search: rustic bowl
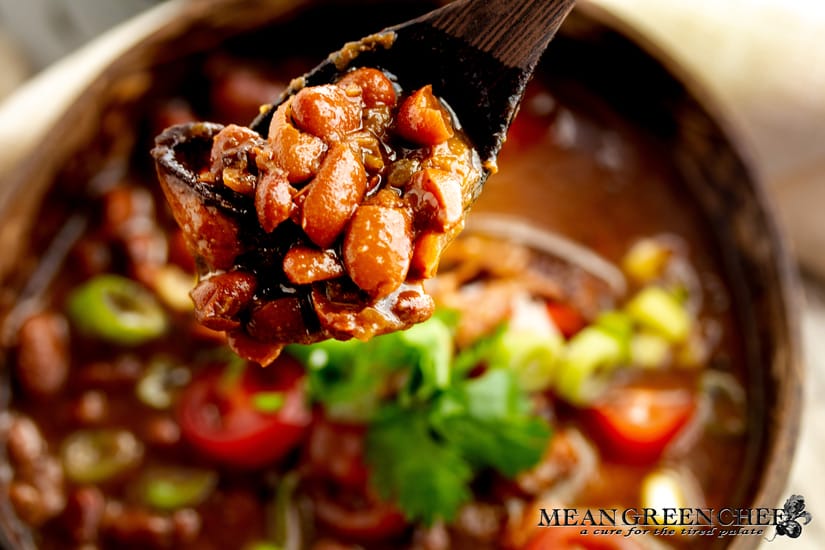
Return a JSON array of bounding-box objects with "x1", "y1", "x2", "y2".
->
[{"x1": 0, "y1": 1, "x2": 801, "y2": 549}]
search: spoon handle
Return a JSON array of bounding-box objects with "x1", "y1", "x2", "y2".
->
[{"x1": 429, "y1": 0, "x2": 577, "y2": 70}]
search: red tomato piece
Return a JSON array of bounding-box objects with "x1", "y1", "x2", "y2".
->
[
  {"x1": 177, "y1": 355, "x2": 311, "y2": 468},
  {"x1": 525, "y1": 527, "x2": 643, "y2": 550},
  {"x1": 546, "y1": 301, "x2": 587, "y2": 338},
  {"x1": 586, "y1": 387, "x2": 695, "y2": 463}
]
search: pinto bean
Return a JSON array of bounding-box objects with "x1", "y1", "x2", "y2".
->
[
  {"x1": 209, "y1": 124, "x2": 261, "y2": 194},
  {"x1": 189, "y1": 271, "x2": 257, "y2": 331},
  {"x1": 247, "y1": 297, "x2": 310, "y2": 342},
  {"x1": 254, "y1": 167, "x2": 293, "y2": 232},
  {"x1": 391, "y1": 287, "x2": 435, "y2": 326},
  {"x1": 171, "y1": 508, "x2": 201, "y2": 544},
  {"x1": 142, "y1": 415, "x2": 181, "y2": 447},
  {"x1": 72, "y1": 391, "x2": 108, "y2": 425},
  {"x1": 283, "y1": 246, "x2": 344, "y2": 285},
  {"x1": 268, "y1": 99, "x2": 327, "y2": 183},
  {"x1": 311, "y1": 287, "x2": 391, "y2": 341},
  {"x1": 343, "y1": 205, "x2": 413, "y2": 298},
  {"x1": 16, "y1": 311, "x2": 70, "y2": 398},
  {"x1": 337, "y1": 68, "x2": 397, "y2": 108},
  {"x1": 396, "y1": 85, "x2": 454, "y2": 145},
  {"x1": 102, "y1": 186, "x2": 155, "y2": 234},
  {"x1": 291, "y1": 84, "x2": 362, "y2": 141},
  {"x1": 63, "y1": 486, "x2": 105, "y2": 543},
  {"x1": 9, "y1": 482, "x2": 47, "y2": 526},
  {"x1": 406, "y1": 168, "x2": 464, "y2": 231},
  {"x1": 6, "y1": 415, "x2": 45, "y2": 468},
  {"x1": 302, "y1": 143, "x2": 367, "y2": 248}
]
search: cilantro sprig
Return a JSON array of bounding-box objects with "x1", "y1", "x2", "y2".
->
[{"x1": 287, "y1": 314, "x2": 553, "y2": 524}]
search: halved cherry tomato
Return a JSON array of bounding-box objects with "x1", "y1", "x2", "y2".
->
[
  {"x1": 310, "y1": 482, "x2": 408, "y2": 542},
  {"x1": 177, "y1": 355, "x2": 311, "y2": 468},
  {"x1": 305, "y1": 414, "x2": 370, "y2": 488},
  {"x1": 525, "y1": 527, "x2": 643, "y2": 550},
  {"x1": 546, "y1": 301, "x2": 586, "y2": 339},
  {"x1": 586, "y1": 387, "x2": 695, "y2": 463}
]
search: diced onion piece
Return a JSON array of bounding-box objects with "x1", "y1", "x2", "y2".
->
[
  {"x1": 66, "y1": 274, "x2": 168, "y2": 345},
  {"x1": 554, "y1": 327, "x2": 625, "y2": 405},
  {"x1": 640, "y1": 468, "x2": 704, "y2": 534},
  {"x1": 641, "y1": 469, "x2": 686, "y2": 517},
  {"x1": 488, "y1": 330, "x2": 562, "y2": 392},
  {"x1": 138, "y1": 467, "x2": 217, "y2": 511},
  {"x1": 625, "y1": 286, "x2": 691, "y2": 343},
  {"x1": 622, "y1": 238, "x2": 671, "y2": 282},
  {"x1": 61, "y1": 429, "x2": 144, "y2": 484},
  {"x1": 152, "y1": 264, "x2": 195, "y2": 312},
  {"x1": 631, "y1": 332, "x2": 671, "y2": 369}
]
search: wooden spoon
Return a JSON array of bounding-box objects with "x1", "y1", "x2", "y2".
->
[{"x1": 252, "y1": 0, "x2": 576, "y2": 173}]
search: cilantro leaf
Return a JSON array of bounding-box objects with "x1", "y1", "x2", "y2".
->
[
  {"x1": 431, "y1": 369, "x2": 551, "y2": 477},
  {"x1": 365, "y1": 405, "x2": 472, "y2": 525}
]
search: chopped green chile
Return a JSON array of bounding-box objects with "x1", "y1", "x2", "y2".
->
[
  {"x1": 61, "y1": 429, "x2": 144, "y2": 484},
  {"x1": 625, "y1": 286, "x2": 691, "y2": 343},
  {"x1": 631, "y1": 331, "x2": 672, "y2": 369},
  {"x1": 554, "y1": 326, "x2": 627, "y2": 406},
  {"x1": 66, "y1": 274, "x2": 168, "y2": 345},
  {"x1": 137, "y1": 467, "x2": 218, "y2": 511}
]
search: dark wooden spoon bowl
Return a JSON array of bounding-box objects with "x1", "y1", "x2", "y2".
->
[{"x1": 250, "y1": 0, "x2": 576, "y2": 168}]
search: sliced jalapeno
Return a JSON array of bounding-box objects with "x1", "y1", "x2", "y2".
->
[
  {"x1": 67, "y1": 274, "x2": 168, "y2": 345},
  {"x1": 137, "y1": 466, "x2": 218, "y2": 511},
  {"x1": 61, "y1": 429, "x2": 144, "y2": 484}
]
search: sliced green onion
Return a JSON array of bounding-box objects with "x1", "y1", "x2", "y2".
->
[
  {"x1": 252, "y1": 392, "x2": 286, "y2": 413},
  {"x1": 554, "y1": 326, "x2": 627, "y2": 405},
  {"x1": 136, "y1": 357, "x2": 191, "y2": 409},
  {"x1": 137, "y1": 467, "x2": 217, "y2": 511},
  {"x1": 625, "y1": 286, "x2": 691, "y2": 343},
  {"x1": 66, "y1": 274, "x2": 168, "y2": 345},
  {"x1": 631, "y1": 331, "x2": 671, "y2": 369},
  {"x1": 61, "y1": 429, "x2": 144, "y2": 484},
  {"x1": 486, "y1": 329, "x2": 562, "y2": 392},
  {"x1": 622, "y1": 238, "x2": 671, "y2": 282}
]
